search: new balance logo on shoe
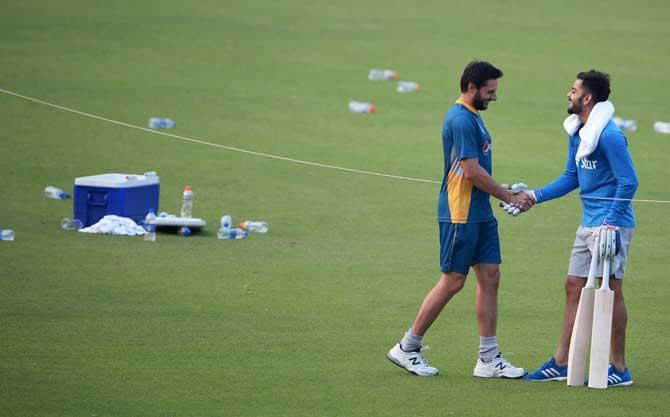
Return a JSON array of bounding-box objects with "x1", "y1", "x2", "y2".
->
[
  {"x1": 473, "y1": 353, "x2": 525, "y2": 379},
  {"x1": 387, "y1": 343, "x2": 439, "y2": 377}
]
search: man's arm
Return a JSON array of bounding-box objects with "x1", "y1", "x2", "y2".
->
[
  {"x1": 533, "y1": 138, "x2": 579, "y2": 203},
  {"x1": 460, "y1": 158, "x2": 533, "y2": 210},
  {"x1": 601, "y1": 132, "x2": 639, "y2": 225}
]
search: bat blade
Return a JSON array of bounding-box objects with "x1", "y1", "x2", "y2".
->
[
  {"x1": 567, "y1": 287, "x2": 595, "y2": 386},
  {"x1": 588, "y1": 288, "x2": 614, "y2": 389}
]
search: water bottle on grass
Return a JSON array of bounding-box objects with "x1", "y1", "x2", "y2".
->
[
  {"x1": 1, "y1": 230, "x2": 15, "y2": 241},
  {"x1": 396, "y1": 81, "x2": 420, "y2": 93},
  {"x1": 179, "y1": 227, "x2": 191, "y2": 237},
  {"x1": 61, "y1": 218, "x2": 83, "y2": 231},
  {"x1": 368, "y1": 69, "x2": 398, "y2": 81},
  {"x1": 180, "y1": 186, "x2": 193, "y2": 218},
  {"x1": 217, "y1": 228, "x2": 247, "y2": 240},
  {"x1": 144, "y1": 210, "x2": 157, "y2": 242},
  {"x1": 348, "y1": 101, "x2": 376, "y2": 114},
  {"x1": 241, "y1": 221, "x2": 269, "y2": 233},
  {"x1": 44, "y1": 186, "x2": 70, "y2": 199},
  {"x1": 148, "y1": 118, "x2": 176, "y2": 129}
]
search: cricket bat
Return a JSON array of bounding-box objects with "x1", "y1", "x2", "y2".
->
[
  {"x1": 588, "y1": 230, "x2": 615, "y2": 389},
  {"x1": 566, "y1": 233, "x2": 601, "y2": 386}
]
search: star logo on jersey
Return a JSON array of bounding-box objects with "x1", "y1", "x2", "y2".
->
[
  {"x1": 580, "y1": 158, "x2": 597, "y2": 170},
  {"x1": 482, "y1": 142, "x2": 492, "y2": 155}
]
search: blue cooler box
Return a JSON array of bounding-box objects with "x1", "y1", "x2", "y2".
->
[{"x1": 74, "y1": 173, "x2": 160, "y2": 227}]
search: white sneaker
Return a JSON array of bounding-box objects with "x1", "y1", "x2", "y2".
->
[
  {"x1": 387, "y1": 343, "x2": 439, "y2": 376},
  {"x1": 473, "y1": 353, "x2": 525, "y2": 379}
]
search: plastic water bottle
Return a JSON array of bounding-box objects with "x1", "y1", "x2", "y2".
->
[
  {"x1": 1, "y1": 230, "x2": 15, "y2": 241},
  {"x1": 180, "y1": 186, "x2": 193, "y2": 218},
  {"x1": 240, "y1": 221, "x2": 269, "y2": 233},
  {"x1": 61, "y1": 218, "x2": 84, "y2": 231},
  {"x1": 368, "y1": 69, "x2": 398, "y2": 81},
  {"x1": 221, "y1": 215, "x2": 232, "y2": 231},
  {"x1": 144, "y1": 210, "x2": 157, "y2": 242},
  {"x1": 148, "y1": 117, "x2": 176, "y2": 129},
  {"x1": 348, "y1": 101, "x2": 376, "y2": 114},
  {"x1": 396, "y1": 81, "x2": 421, "y2": 93},
  {"x1": 623, "y1": 119, "x2": 637, "y2": 131},
  {"x1": 612, "y1": 116, "x2": 637, "y2": 132},
  {"x1": 217, "y1": 227, "x2": 248, "y2": 240},
  {"x1": 44, "y1": 186, "x2": 70, "y2": 199},
  {"x1": 178, "y1": 226, "x2": 191, "y2": 237},
  {"x1": 654, "y1": 121, "x2": 670, "y2": 134}
]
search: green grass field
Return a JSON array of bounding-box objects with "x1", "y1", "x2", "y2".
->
[{"x1": 1, "y1": 1, "x2": 670, "y2": 416}]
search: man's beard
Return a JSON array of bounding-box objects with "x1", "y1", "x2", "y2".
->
[
  {"x1": 473, "y1": 92, "x2": 488, "y2": 110},
  {"x1": 567, "y1": 97, "x2": 583, "y2": 115}
]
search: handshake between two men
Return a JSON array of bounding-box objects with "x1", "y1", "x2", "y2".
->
[{"x1": 499, "y1": 183, "x2": 535, "y2": 216}]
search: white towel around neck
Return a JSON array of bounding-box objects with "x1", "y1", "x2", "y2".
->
[{"x1": 563, "y1": 100, "x2": 614, "y2": 164}]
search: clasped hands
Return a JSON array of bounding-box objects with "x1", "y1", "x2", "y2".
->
[{"x1": 499, "y1": 183, "x2": 535, "y2": 216}]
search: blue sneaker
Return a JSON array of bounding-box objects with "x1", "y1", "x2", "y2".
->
[
  {"x1": 607, "y1": 364, "x2": 633, "y2": 386},
  {"x1": 524, "y1": 357, "x2": 567, "y2": 381}
]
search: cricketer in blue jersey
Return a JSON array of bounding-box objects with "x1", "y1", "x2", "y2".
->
[
  {"x1": 525, "y1": 70, "x2": 638, "y2": 386},
  {"x1": 387, "y1": 61, "x2": 534, "y2": 379}
]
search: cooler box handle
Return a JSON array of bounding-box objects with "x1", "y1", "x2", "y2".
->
[{"x1": 87, "y1": 192, "x2": 108, "y2": 207}]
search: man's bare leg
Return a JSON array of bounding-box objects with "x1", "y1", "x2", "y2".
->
[
  {"x1": 410, "y1": 272, "x2": 467, "y2": 336},
  {"x1": 554, "y1": 276, "x2": 586, "y2": 365},
  {"x1": 387, "y1": 272, "x2": 466, "y2": 377},
  {"x1": 473, "y1": 263, "x2": 500, "y2": 338},
  {"x1": 470, "y1": 263, "x2": 526, "y2": 378},
  {"x1": 609, "y1": 277, "x2": 627, "y2": 371}
]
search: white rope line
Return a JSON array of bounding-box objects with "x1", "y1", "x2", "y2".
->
[
  {"x1": 582, "y1": 196, "x2": 669, "y2": 204},
  {"x1": 0, "y1": 87, "x2": 440, "y2": 185},
  {"x1": 1, "y1": 87, "x2": 668, "y2": 204}
]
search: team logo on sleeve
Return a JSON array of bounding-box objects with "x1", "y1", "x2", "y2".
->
[{"x1": 482, "y1": 142, "x2": 492, "y2": 155}]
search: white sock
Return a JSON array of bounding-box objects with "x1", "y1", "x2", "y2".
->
[
  {"x1": 479, "y1": 336, "x2": 498, "y2": 362},
  {"x1": 400, "y1": 329, "x2": 423, "y2": 352}
]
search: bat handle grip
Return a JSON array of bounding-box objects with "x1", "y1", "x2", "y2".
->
[
  {"x1": 601, "y1": 257, "x2": 612, "y2": 291},
  {"x1": 600, "y1": 228, "x2": 615, "y2": 292},
  {"x1": 585, "y1": 233, "x2": 601, "y2": 289}
]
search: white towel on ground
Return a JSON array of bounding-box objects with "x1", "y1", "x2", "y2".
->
[
  {"x1": 79, "y1": 215, "x2": 146, "y2": 236},
  {"x1": 563, "y1": 100, "x2": 614, "y2": 164}
]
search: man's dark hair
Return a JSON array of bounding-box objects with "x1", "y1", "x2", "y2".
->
[
  {"x1": 577, "y1": 70, "x2": 611, "y2": 103},
  {"x1": 460, "y1": 60, "x2": 503, "y2": 93}
]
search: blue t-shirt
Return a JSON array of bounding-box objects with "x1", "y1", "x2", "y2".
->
[
  {"x1": 534, "y1": 120, "x2": 639, "y2": 227},
  {"x1": 437, "y1": 101, "x2": 494, "y2": 224}
]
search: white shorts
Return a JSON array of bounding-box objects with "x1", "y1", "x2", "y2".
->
[{"x1": 568, "y1": 226, "x2": 634, "y2": 280}]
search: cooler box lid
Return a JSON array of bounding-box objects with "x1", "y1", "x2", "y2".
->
[{"x1": 75, "y1": 172, "x2": 160, "y2": 188}]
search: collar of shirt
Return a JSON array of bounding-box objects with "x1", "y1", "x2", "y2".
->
[{"x1": 455, "y1": 99, "x2": 478, "y2": 114}]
